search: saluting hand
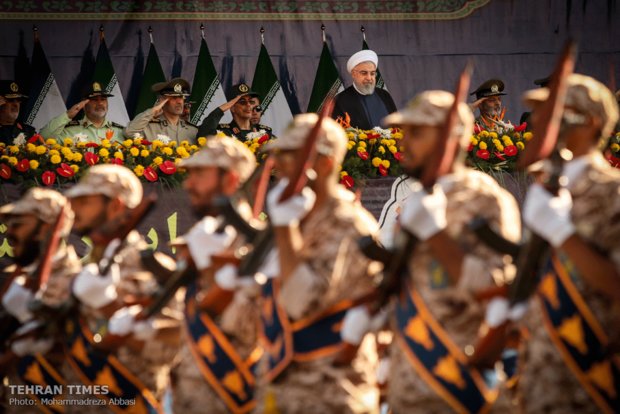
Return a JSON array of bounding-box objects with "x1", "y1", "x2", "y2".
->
[
  {"x1": 152, "y1": 97, "x2": 169, "y2": 117},
  {"x1": 67, "y1": 99, "x2": 90, "y2": 119},
  {"x1": 219, "y1": 93, "x2": 247, "y2": 112},
  {"x1": 470, "y1": 96, "x2": 488, "y2": 110}
]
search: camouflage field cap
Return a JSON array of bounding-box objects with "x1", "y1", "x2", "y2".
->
[
  {"x1": 179, "y1": 135, "x2": 256, "y2": 182},
  {"x1": 383, "y1": 90, "x2": 474, "y2": 146},
  {"x1": 262, "y1": 113, "x2": 348, "y2": 163},
  {"x1": 0, "y1": 188, "x2": 74, "y2": 235},
  {"x1": 523, "y1": 73, "x2": 620, "y2": 141},
  {"x1": 65, "y1": 164, "x2": 143, "y2": 208}
]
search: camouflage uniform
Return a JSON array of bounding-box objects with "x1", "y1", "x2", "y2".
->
[
  {"x1": 387, "y1": 167, "x2": 521, "y2": 413},
  {"x1": 253, "y1": 188, "x2": 380, "y2": 414},
  {"x1": 518, "y1": 152, "x2": 620, "y2": 413},
  {"x1": 63, "y1": 165, "x2": 181, "y2": 412},
  {"x1": 0, "y1": 188, "x2": 81, "y2": 413},
  {"x1": 169, "y1": 136, "x2": 260, "y2": 413}
]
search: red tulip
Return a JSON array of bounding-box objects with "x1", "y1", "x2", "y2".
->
[
  {"x1": 340, "y1": 175, "x2": 355, "y2": 189},
  {"x1": 159, "y1": 160, "x2": 177, "y2": 175},
  {"x1": 85, "y1": 152, "x2": 100, "y2": 166},
  {"x1": 143, "y1": 166, "x2": 158, "y2": 182},
  {"x1": 476, "y1": 149, "x2": 490, "y2": 160},
  {"x1": 258, "y1": 134, "x2": 270, "y2": 144},
  {"x1": 110, "y1": 158, "x2": 124, "y2": 165},
  {"x1": 141, "y1": 139, "x2": 152, "y2": 146},
  {"x1": 513, "y1": 122, "x2": 527, "y2": 132},
  {"x1": 42, "y1": 171, "x2": 56, "y2": 186},
  {"x1": 504, "y1": 145, "x2": 518, "y2": 156},
  {"x1": 15, "y1": 159, "x2": 30, "y2": 172},
  {"x1": 357, "y1": 151, "x2": 369, "y2": 160},
  {"x1": 85, "y1": 142, "x2": 100, "y2": 148},
  {"x1": 379, "y1": 165, "x2": 388, "y2": 176},
  {"x1": 56, "y1": 163, "x2": 75, "y2": 178},
  {"x1": 0, "y1": 164, "x2": 11, "y2": 179},
  {"x1": 394, "y1": 152, "x2": 403, "y2": 161}
]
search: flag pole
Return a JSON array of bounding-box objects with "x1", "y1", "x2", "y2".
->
[
  {"x1": 148, "y1": 26, "x2": 154, "y2": 44},
  {"x1": 33, "y1": 25, "x2": 39, "y2": 42},
  {"x1": 361, "y1": 25, "x2": 366, "y2": 41},
  {"x1": 321, "y1": 23, "x2": 326, "y2": 43},
  {"x1": 260, "y1": 26, "x2": 265, "y2": 45},
  {"x1": 99, "y1": 25, "x2": 104, "y2": 41},
  {"x1": 200, "y1": 23, "x2": 205, "y2": 40}
]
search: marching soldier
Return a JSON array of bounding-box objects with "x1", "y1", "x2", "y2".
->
[
  {"x1": 125, "y1": 77, "x2": 198, "y2": 144},
  {"x1": 0, "y1": 80, "x2": 36, "y2": 145},
  {"x1": 382, "y1": 91, "x2": 521, "y2": 413},
  {"x1": 197, "y1": 83, "x2": 274, "y2": 141},
  {"x1": 254, "y1": 114, "x2": 381, "y2": 413},
  {"x1": 517, "y1": 74, "x2": 620, "y2": 413},
  {"x1": 39, "y1": 81, "x2": 125, "y2": 143},
  {"x1": 168, "y1": 135, "x2": 261, "y2": 413},
  {"x1": 0, "y1": 188, "x2": 81, "y2": 411},
  {"x1": 63, "y1": 164, "x2": 180, "y2": 411}
]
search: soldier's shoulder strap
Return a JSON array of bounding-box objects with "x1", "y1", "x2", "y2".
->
[
  {"x1": 258, "y1": 124, "x2": 272, "y2": 131},
  {"x1": 110, "y1": 121, "x2": 125, "y2": 129}
]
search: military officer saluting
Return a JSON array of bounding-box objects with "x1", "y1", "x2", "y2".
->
[
  {"x1": 40, "y1": 81, "x2": 124, "y2": 143},
  {"x1": 125, "y1": 77, "x2": 198, "y2": 144},
  {"x1": 197, "y1": 83, "x2": 274, "y2": 141},
  {"x1": 0, "y1": 80, "x2": 36, "y2": 145},
  {"x1": 470, "y1": 78, "x2": 513, "y2": 132}
]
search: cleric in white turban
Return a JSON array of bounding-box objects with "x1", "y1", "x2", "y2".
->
[{"x1": 332, "y1": 49, "x2": 397, "y2": 130}]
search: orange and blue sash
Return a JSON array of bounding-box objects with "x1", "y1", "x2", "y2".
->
[
  {"x1": 538, "y1": 255, "x2": 620, "y2": 414},
  {"x1": 17, "y1": 354, "x2": 66, "y2": 413},
  {"x1": 259, "y1": 278, "x2": 353, "y2": 381},
  {"x1": 395, "y1": 285, "x2": 497, "y2": 414},
  {"x1": 64, "y1": 317, "x2": 161, "y2": 414},
  {"x1": 184, "y1": 282, "x2": 261, "y2": 414}
]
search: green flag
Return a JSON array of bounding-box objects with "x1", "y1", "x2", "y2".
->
[
  {"x1": 94, "y1": 36, "x2": 129, "y2": 125},
  {"x1": 251, "y1": 43, "x2": 292, "y2": 137},
  {"x1": 362, "y1": 39, "x2": 387, "y2": 90},
  {"x1": 307, "y1": 42, "x2": 343, "y2": 113},
  {"x1": 134, "y1": 41, "x2": 166, "y2": 115},
  {"x1": 189, "y1": 37, "x2": 228, "y2": 125}
]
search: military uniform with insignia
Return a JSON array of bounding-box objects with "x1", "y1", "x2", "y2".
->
[
  {"x1": 124, "y1": 78, "x2": 198, "y2": 144},
  {"x1": 471, "y1": 78, "x2": 511, "y2": 132},
  {"x1": 197, "y1": 83, "x2": 275, "y2": 141},
  {"x1": 39, "y1": 82, "x2": 124, "y2": 143},
  {"x1": 0, "y1": 189, "x2": 81, "y2": 413},
  {"x1": 383, "y1": 91, "x2": 521, "y2": 413},
  {"x1": 0, "y1": 80, "x2": 36, "y2": 145},
  {"x1": 517, "y1": 74, "x2": 620, "y2": 414}
]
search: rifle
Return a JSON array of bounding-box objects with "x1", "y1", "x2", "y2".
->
[
  {"x1": 334, "y1": 64, "x2": 473, "y2": 366},
  {"x1": 468, "y1": 40, "x2": 577, "y2": 370}
]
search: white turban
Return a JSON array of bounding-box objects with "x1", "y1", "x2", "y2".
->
[{"x1": 347, "y1": 50, "x2": 378, "y2": 73}]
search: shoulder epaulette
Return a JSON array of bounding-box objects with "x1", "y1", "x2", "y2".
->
[
  {"x1": 258, "y1": 124, "x2": 272, "y2": 131},
  {"x1": 149, "y1": 118, "x2": 162, "y2": 124},
  {"x1": 110, "y1": 122, "x2": 125, "y2": 129},
  {"x1": 219, "y1": 123, "x2": 231, "y2": 128},
  {"x1": 67, "y1": 120, "x2": 81, "y2": 126}
]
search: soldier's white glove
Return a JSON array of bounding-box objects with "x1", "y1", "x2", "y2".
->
[
  {"x1": 523, "y1": 184, "x2": 575, "y2": 248},
  {"x1": 400, "y1": 182, "x2": 447, "y2": 240},
  {"x1": 10, "y1": 321, "x2": 53, "y2": 356},
  {"x1": 485, "y1": 297, "x2": 529, "y2": 327},
  {"x1": 72, "y1": 262, "x2": 119, "y2": 309},
  {"x1": 185, "y1": 217, "x2": 237, "y2": 270},
  {"x1": 214, "y1": 264, "x2": 238, "y2": 290},
  {"x1": 108, "y1": 305, "x2": 154, "y2": 341},
  {"x1": 2, "y1": 278, "x2": 34, "y2": 323},
  {"x1": 341, "y1": 306, "x2": 389, "y2": 345},
  {"x1": 267, "y1": 179, "x2": 316, "y2": 226}
]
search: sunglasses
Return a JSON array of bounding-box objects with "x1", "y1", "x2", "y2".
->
[{"x1": 252, "y1": 106, "x2": 263, "y2": 113}]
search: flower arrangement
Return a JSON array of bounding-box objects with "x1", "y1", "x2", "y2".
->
[
  {"x1": 339, "y1": 127, "x2": 404, "y2": 189},
  {"x1": 466, "y1": 123, "x2": 532, "y2": 172},
  {"x1": 0, "y1": 132, "x2": 208, "y2": 188},
  {"x1": 605, "y1": 132, "x2": 620, "y2": 169},
  {"x1": 242, "y1": 129, "x2": 271, "y2": 162}
]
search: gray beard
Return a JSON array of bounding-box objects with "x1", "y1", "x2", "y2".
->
[{"x1": 354, "y1": 82, "x2": 376, "y2": 96}]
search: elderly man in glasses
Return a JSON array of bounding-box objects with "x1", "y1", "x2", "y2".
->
[{"x1": 332, "y1": 49, "x2": 397, "y2": 130}]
